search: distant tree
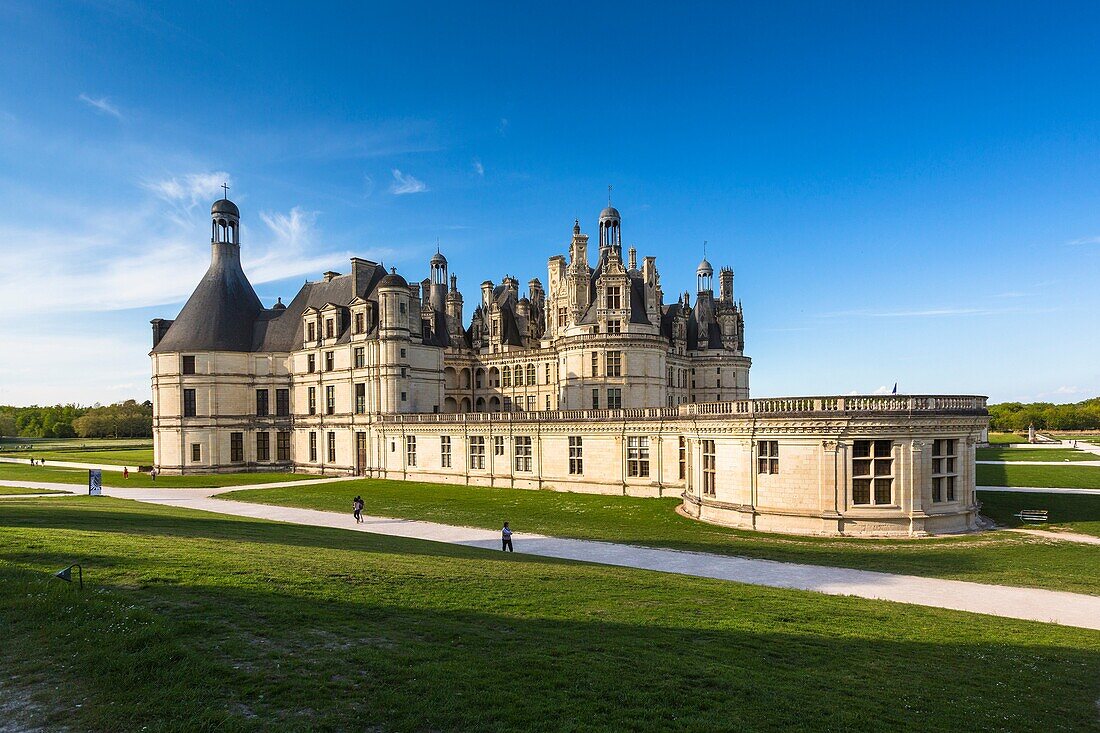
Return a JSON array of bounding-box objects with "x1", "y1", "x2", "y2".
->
[
  {"x1": 988, "y1": 397, "x2": 1100, "y2": 432},
  {"x1": 72, "y1": 400, "x2": 152, "y2": 438}
]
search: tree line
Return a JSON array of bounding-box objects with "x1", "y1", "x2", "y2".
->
[
  {"x1": 988, "y1": 397, "x2": 1100, "y2": 432},
  {"x1": 0, "y1": 400, "x2": 152, "y2": 439}
]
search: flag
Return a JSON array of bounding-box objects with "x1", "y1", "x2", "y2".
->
[
  {"x1": 891, "y1": 382, "x2": 897, "y2": 395},
  {"x1": 55, "y1": 566, "x2": 72, "y2": 582}
]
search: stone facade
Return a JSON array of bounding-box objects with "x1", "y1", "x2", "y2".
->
[{"x1": 149, "y1": 197, "x2": 989, "y2": 537}]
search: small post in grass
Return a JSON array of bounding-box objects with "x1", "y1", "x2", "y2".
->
[{"x1": 55, "y1": 564, "x2": 83, "y2": 590}]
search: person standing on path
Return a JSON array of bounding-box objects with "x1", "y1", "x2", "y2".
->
[
  {"x1": 501, "y1": 522, "x2": 513, "y2": 552},
  {"x1": 352, "y1": 495, "x2": 364, "y2": 524}
]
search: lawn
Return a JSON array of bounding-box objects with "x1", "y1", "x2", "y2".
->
[
  {"x1": 224, "y1": 479, "x2": 1100, "y2": 595},
  {"x1": 976, "y1": 447, "x2": 1095, "y2": 462},
  {"x1": 0, "y1": 486, "x2": 71, "y2": 496},
  {"x1": 986, "y1": 432, "x2": 1029, "y2": 444},
  {"x1": 0, "y1": 462, "x2": 317, "y2": 489},
  {"x1": 0, "y1": 438, "x2": 154, "y2": 466},
  {"x1": 977, "y1": 490, "x2": 1100, "y2": 538},
  {"x1": 1, "y1": 497, "x2": 1097, "y2": 732},
  {"x1": 977, "y1": 462, "x2": 1100, "y2": 489}
]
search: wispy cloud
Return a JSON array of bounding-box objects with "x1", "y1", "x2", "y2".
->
[
  {"x1": 390, "y1": 169, "x2": 427, "y2": 194},
  {"x1": 363, "y1": 174, "x2": 375, "y2": 197},
  {"x1": 498, "y1": 117, "x2": 509, "y2": 134},
  {"x1": 819, "y1": 306, "x2": 1037, "y2": 318},
  {"x1": 473, "y1": 158, "x2": 484, "y2": 177},
  {"x1": 78, "y1": 93, "x2": 123, "y2": 119},
  {"x1": 1067, "y1": 236, "x2": 1100, "y2": 246}
]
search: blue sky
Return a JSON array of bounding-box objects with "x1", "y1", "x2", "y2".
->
[{"x1": 1, "y1": 1, "x2": 1099, "y2": 405}]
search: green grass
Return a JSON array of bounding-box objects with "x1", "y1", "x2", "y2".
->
[
  {"x1": 976, "y1": 447, "x2": 1095, "y2": 462},
  {"x1": 1053, "y1": 434, "x2": 1100, "y2": 442},
  {"x1": 224, "y1": 479, "x2": 1100, "y2": 595},
  {"x1": 977, "y1": 490, "x2": 1100, "y2": 538},
  {"x1": 986, "y1": 432, "x2": 1029, "y2": 444},
  {"x1": 0, "y1": 486, "x2": 71, "y2": 496},
  {"x1": 0, "y1": 438, "x2": 154, "y2": 466},
  {"x1": 0, "y1": 462, "x2": 317, "y2": 489},
  {"x1": 1, "y1": 497, "x2": 1098, "y2": 732},
  {"x1": 978, "y1": 462, "x2": 1100, "y2": 489}
]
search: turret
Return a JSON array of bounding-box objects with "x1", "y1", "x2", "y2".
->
[{"x1": 719, "y1": 266, "x2": 734, "y2": 303}]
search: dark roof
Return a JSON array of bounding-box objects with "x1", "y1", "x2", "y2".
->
[
  {"x1": 379, "y1": 271, "x2": 409, "y2": 288},
  {"x1": 152, "y1": 243, "x2": 262, "y2": 353},
  {"x1": 211, "y1": 198, "x2": 239, "y2": 217}
]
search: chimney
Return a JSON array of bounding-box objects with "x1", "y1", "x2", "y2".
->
[
  {"x1": 628, "y1": 246, "x2": 637, "y2": 270},
  {"x1": 719, "y1": 267, "x2": 734, "y2": 303},
  {"x1": 323, "y1": 271, "x2": 340, "y2": 282}
]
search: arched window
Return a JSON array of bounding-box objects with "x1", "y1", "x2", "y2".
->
[
  {"x1": 526, "y1": 364, "x2": 536, "y2": 384},
  {"x1": 515, "y1": 366, "x2": 523, "y2": 386},
  {"x1": 502, "y1": 366, "x2": 511, "y2": 387}
]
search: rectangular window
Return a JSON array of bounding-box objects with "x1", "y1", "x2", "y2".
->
[
  {"x1": 545, "y1": 395, "x2": 551, "y2": 411},
  {"x1": 514, "y1": 436, "x2": 532, "y2": 472},
  {"x1": 606, "y1": 351, "x2": 621, "y2": 377},
  {"x1": 502, "y1": 367, "x2": 511, "y2": 387},
  {"x1": 607, "y1": 319, "x2": 621, "y2": 334},
  {"x1": 515, "y1": 366, "x2": 524, "y2": 386},
  {"x1": 354, "y1": 312, "x2": 364, "y2": 334},
  {"x1": 627, "y1": 436, "x2": 650, "y2": 478},
  {"x1": 591, "y1": 351, "x2": 599, "y2": 377},
  {"x1": 256, "y1": 432, "x2": 270, "y2": 462},
  {"x1": 494, "y1": 435, "x2": 505, "y2": 456},
  {"x1": 702, "y1": 439, "x2": 716, "y2": 497},
  {"x1": 399, "y1": 301, "x2": 406, "y2": 314},
  {"x1": 401, "y1": 391, "x2": 407, "y2": 402},
  {"x1": 256, "y1": 389, "x2": 269, "y2": 417},
  {"x1": 230, "y1": 432, "x2": 243, "y2": 462},
  {"x1": 355, "y1": 383, "x2": 366, "y2": 414},
  {"x1": 325, "y1": 318, "x2": 334, "y2": 338},
  {"x1": 852, "y1": 440, "x2": 894, "y2": 506},
  {"x1": 182, "y1": 388, "x2": 196, "y2": 417},
  {"x1": 309, "y1": 432, "x2": 317, "y2": 462},
  {"x1": 469, "y1": 436, "x2": 485, "y2": 469},
  {"x1": 354, "y1": 347, "x2": 365, "y2": 368},
  {"x1": 307, "y1": 322, "x2": 316, "y2": 342},
  {"x1": 327, "y1": 431, "x2": 336, "y2": 462},
  {"x1": 191, "y1": 443, "x2": 201, "y2": 462},
  {"x1": 569, "y1": 436, "x2": 583, "y2": 475},
  {"x1": 557, "y1": 307, "x2": 567, "y2": 327},
  {"x1": 277, "y1": 431, "x2": 290, "y2": 461},
  {"x1": 932, "y1": 439, "x2": 958, "y2": 503},
  {"x1": 325, "y1": 385, "x2": 336, "y2": 415},
  {"x1": 307, "y1": 354, "x2": 316, "y2": 373},
  {"x1": 308, "y1": 387, "x2": 317, "y2": 415},
  {"x1": 406, "y1": 435, "x2": 417, "y2": 466},
  {"x1": 503, "y1": 396, "x2": 512, "y2": 412},
  {"x1": 591, "y1": 388, "x2": 599, "y2": 409},
  {"x1": 181, "y1": 355, "x2": 196, "y2": 374},
  {"x1": 526, "y1": 395, "x2": 535, "y2": 412},
  {"x1": 607, "y1": 388, "x2": 622, "y2": 409},
  {"x1": 678, "y1": 436, "x2": 687, "y2": 480},
  {"x1": 276, "y1": 389, "x2": 289, "y2": 416},
  {"x1": 606, "y1": 286, "x2": 621, "y2": 309},
  {"x1": 324, "y1": 351, "x2": 334, "y2": 371},
  {"x1": 545, "y1": 364, "x2": 551, "y2": 385},
  {"x1": 757, "y1": 441, "x2": 779, "y2": 475},
  {"x1": 400, "y1": 348, "x2": 406, "y2": 358},
  {"x1": 440, "y1": 435, "x2": 452, "y2": 467}
]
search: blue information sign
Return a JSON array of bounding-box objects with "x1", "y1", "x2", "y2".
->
[{"x1": 88, "y1": 469, "x2": 102, "y2": 496}]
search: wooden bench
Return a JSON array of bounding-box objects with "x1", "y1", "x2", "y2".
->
[{"x1": 1014, "y1": 509, "x2": 1048, "y2": 523}]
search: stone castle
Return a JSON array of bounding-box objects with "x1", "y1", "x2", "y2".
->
[{"x1": 150, "y1": 196, "x2": 988, "y2": 536}]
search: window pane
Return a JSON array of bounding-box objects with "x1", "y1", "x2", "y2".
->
[
  {"x1": 853, "y1": 459, "x2": 871, "y2": 476},
  {"x1": 853, "y1": 441, "x2": 871, "y2": 458},
  {"x1": 853, "y1": 479, "x2": 871, "y2": 504},
  {"x1": 873, "y1": 459, "x2": 892, "y2": 477},
  {"x1": 874, "y1": 440, "x2": 892, "y2": 458},
  {"x1": 874, "y1": 478, "x2": 892, "y2": 504}
]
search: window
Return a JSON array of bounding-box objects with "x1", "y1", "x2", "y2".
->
[
  {"x1": 400, "y1": 348, "x2": 407, "y2": 358},
  {"x1": 469, "y1": 436, "x2": 486, "y2": 469},
  {"x1": 627, "y1": 436, "x2": 650, "y2": 477},
  {"x1": 327, "y1": 431, "x2": 336, "y2": 462},
  {"x1": 545, "y1": 364, "x2": 551, "y2": 385},
  {"x1": 591, "y1": 388, "x2": 599, "y2": 409},
  {"x1": 309, "y1": 432, "x2": 317, "y2": 462},
  {"x1": 354, "y1": 347, "x2": 365, "y2": 368},
  {"x1": 181, "y1": 355, "x2": 196, "y2": 374},
  {"x1": 355, "y1": 383, "x2": 366, "y2": 414},
  {"x1": 494, "y1": 435, "x2": 505, "y2": 456},
  {"x1": 502, "y1": 366, "x2": 511, "y2": 387},
  {"x1": 607, "y1": 319, "x2": 621, "y2": 334},
  {"x1": 503, "y1": 396, "x2": 512, "y2": 411},
  {"x1": 605, "y1": 286, "x2": 621, "y2": 309},
  {"x1": 607, "y1": 388, "x2": 622, "y2": 409},
  {"x1": 277, "y1": 431, "x2": 290, "y2": 461},
  {"x1": 307, "y1": 322, "x2": 316, "y2": 342},
  {"x1": 440, "y1": 435, "x2": 452, "y2": 467},
  {"x1": 183, "y1": 389, "x2": 196, "y2": 417},
  {"x1": 307, "y1": 354, "x2": 316, "y2": 373},
  {"x1": 569, "y1": 436, "x2": 583, "y2": 474},
  {"x1": 591, "y1": 351, "x2": 599, "y2": 377},
  {"x1": 557, "y1": 307, "x2": 567, "y2": 327},
  {"x1": 230, "y1": 432, "x2": 243, "y2": 462},
  {"x1": 607, "y1": 351, "x2": 621, "y2": 377},
  {"x1": 667, "y1": 368, "x2": 673, "y2": 386},
  {"x1": 526, "y1": 395, "x2": 535, "y2": 412},
  {"x1": 852, "y1": 440, "x2": 894, "y2": 506},
  {"x1": 401, "y1": 391, "x2": 407, "y2": 402},
  {"x1": 405, "y1": 435, "x2": 417, "y2": 466},
  {"x1": 678, "y1": 437, "x2": 686, "y2": 479},
  {"x1": 354, "y1": 312, "x2": 364, "y2": 334},
  {"x1": 256, "y1": 389, "x2": 269, "y2": 417},
  {"x1": 932, "y1": 439, "x2": 958, "y2": 502},
  {"x1": 514, "y1": 436, "x2": 532, "y2": 472},
  {"x1": 401, "y1": 367, "x2": 407, "y2": 378},
  {"x1": 526, "y1": 363, "x2": 536, "y2": 384},
  {"x1": 398, "y1": 300, "x2": 407, "y2": 315},
  {"x1": 256, "y1": 432, "x2": 270, "y2": 462},
  {"x1": 546, "y1": 395, "x2": 551, "y2": 410},
  {"x1": 308, "y1": 387, "x2": 316, "y2": 415},
  {"x1": 276, "y1": 389, "x2": 289, "y2": 416},
  {"x1": 757, "y1": 441, "x2": 779, "y2": 475},
  {"x1": 325, "y1": 385, "x2": 335, "y2": 415},
  {"x1": 702, "y1": 439, "x2": 716, "y2": 496},
  {"x1": 515, "y1": 366, "x2": 524, "y2": 386},
  {"x1": 325, "y1": 318, "x2": 334, "y2": 338},
  {"x1": 324, "y1": 351, "x2": 334, "y2": 371},
  {"x1": 191, "y1": 443, "x2": 201, "y2": 462}
]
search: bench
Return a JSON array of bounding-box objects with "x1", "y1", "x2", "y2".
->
[{"x1": 1014, "y1": 509, "x2": 1048, "y2": 523}]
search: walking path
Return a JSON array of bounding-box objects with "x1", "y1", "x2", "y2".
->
[{"x1": 1006, "y1": 528, "x2": 1100, "y2": 546}]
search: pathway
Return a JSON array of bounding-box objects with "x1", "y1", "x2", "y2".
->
[{"x1": 1006, "y1": 528, "x2": 1100, "y2": 546}]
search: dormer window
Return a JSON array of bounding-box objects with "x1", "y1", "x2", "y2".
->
[
  {"x1": 605, "y1": 286, "x2": 621, "y2": 309},
  {"x1": 325, "y1": 318, "x2": 334, "y2": 338},
  {"x1": 307, "y1": 322, "x2": 316, "y2": 342}
]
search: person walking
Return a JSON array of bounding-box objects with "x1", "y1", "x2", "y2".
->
[
  {"x1": 150, "y1": 467, "x2": 157, "y2": 482},
  {"x1": 352, "y1": 495, "x2": 364, "y2": 523},
  {"x1": 501, "y1": 521, "x2": 513, "y2": 552},
  {"x1": 123, "y1": 467, "x2": 129, "y2": 479}
]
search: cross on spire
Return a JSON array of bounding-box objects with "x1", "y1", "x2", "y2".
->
[
  {"x1": 221, "y1": 182, "x2": 230, "y2": 199},
  {"x1": 608, "y1": 184, "x2": 613, "y2": 206}
]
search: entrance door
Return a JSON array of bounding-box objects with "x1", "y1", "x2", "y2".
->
[{"x1": 356, "y1": 432, "x2": 367, "y2": 475}]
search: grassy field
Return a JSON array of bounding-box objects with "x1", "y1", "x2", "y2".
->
[
  {"x1": 976, "y1": 447, "x2": 1095, "y2": 462},
  {"x1": 1, "y1": 497, "x2": 1097, "y2": 732},
  {"x1": 977, "y1": 463, "x2": 1100, "y2": 489},
  {"x1": 978, "y1": 490, "x2": 1100, "y2": 538},
  {"x1": 224, "y1": 479, "x2": 1100, "y2": 595},
  {"x1": 0, "y1": 486, "x2": 71, "y2": 496},
  {"x1": 0, "y1": 437, "x2": 154, "y2": 466},
  {"x1": 986, "y1": 432, "x2": 1029, "y2": 444},
  {"x1": 0, "y1": 462, "x2": 317, "y2": 489}
]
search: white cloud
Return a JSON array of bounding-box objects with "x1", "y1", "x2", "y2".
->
[
  {"x1": 473, "y1": 158, "x2": 484, "y2": 176},
  {"x1": 390, "y1": 169, "x2": 427, "y2": 194},
  {"x1": 0, "y1": 332, "x2": 151, "y2": 405},
  {"x1": 78, "y1": 93, "x2": 123, "y2": 119},
  {"x1": 145, "y1": 171, "x2": 230, "y2": 209},
  {"x1": 819, "y1": 306, "x2": 1033, "y2": 318},
  {"x1": 1067, "y1": 236, "x2": 1100, "y2": 246}
]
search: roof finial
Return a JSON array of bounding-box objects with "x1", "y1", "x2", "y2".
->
[
  {"x1": 221, "y1": 181, "x2": 230, "y2": 199},
  {"x1": 703, "y1": 240, "x2": 707, "y2": 258},
  {"x1": 436, "y1": 237, "x2": 440, "y2": 254},
  {"x1": 608, "y1": 184, "x2": 612, "y2": 207}
]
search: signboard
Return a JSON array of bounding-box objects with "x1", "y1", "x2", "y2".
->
[{"x1": 88, "y1": 469, "x2": 102, "y2": 496}]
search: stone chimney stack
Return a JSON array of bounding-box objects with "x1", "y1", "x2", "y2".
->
[{"x1": 719, "y1": 267, "x2": 734, "y2": 303}]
